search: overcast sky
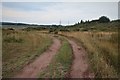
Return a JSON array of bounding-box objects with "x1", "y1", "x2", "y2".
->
[{"x1": 2, "y1": 2, "x2": 118, "y2": 25}]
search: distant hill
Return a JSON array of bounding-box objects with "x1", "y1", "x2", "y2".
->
[
  {"x1": 1, "y1": 22, "x2": 30, "y2": 25},
  {"x1": 1, "y1": 22, "x2": 63, "y2": 29},
  {"x1": 1, "y1": 16, "x2": 120, "y2": 31}
]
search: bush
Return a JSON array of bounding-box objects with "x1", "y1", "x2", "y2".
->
[
  {"x1": 49, "y1": 29, "x2": 53, "y2": 33},
  {"x1": 54, "y1": 31, "x2": 58, "y2": 34},
  {"x1": 73, "y1": 29, "x2": 80, "y2": 31},
  {"x1": 7, "y1": 28, "x2": 15, "y2": 30},
  {"x1": 99, "y1": 16, "x2": 110, "y2": 23},
  {"x1": 4, "y1": 36, "x2": 23, "y2": 43}
]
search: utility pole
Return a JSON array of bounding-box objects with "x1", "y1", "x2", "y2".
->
[
  {"x1": 59, "y1": 20, "x2": 61, "y2": 26},
  {"x1": 16, "y1": 20, "x2": 18, "y2": 26},
  {"x1": 68, "y1": 21, "x2": 69, "y2": 25}
]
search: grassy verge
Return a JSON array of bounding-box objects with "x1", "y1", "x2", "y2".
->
[
  {"x1": 39, "y1": 36, "x2": 73, "y2": 78},
  {"x1": 60, "y1": 31, "x2": 118, "y2": 78},
  {"x1": 2, "y1": 30, "x2": 52, "y2": 78}
]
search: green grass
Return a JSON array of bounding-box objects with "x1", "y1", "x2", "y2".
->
[
  {"x1": 2, "y1": 29, "x2": 53, "y2": 78},
  {"x1": 60, "y1": 31, "x2": 118, "y2": 78},
  {"x1": 39, "y1": 37, "x2": 73, "y2": 78}
]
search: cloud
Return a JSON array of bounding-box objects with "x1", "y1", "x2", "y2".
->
[
  {"x1": 2, "y1": 0, "x2": 120, "y2": 2},
  {"x1": 2, "y1": 2, "x2": 118, "y2": 25}
]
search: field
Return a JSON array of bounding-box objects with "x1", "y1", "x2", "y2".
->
[
  {"x1": 1, "y1": 1, "x2": 120, "y2": 79},
  {"x1": 2, "y1": 20, "x2": 119, "y2": 78},
  {"x1": 60, "y1": 31, "x2": 119, "y2": 78},
  {"x1": 2, "y1": 29, "x2": 52, "y2": 77}
]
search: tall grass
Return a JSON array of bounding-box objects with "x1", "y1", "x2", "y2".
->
[
  {"x1": 2, "y1": 30, "x2": 52, "y2": 77},
  {"x1": 60, "y1": 31, "x2": 118, "y2": 78}
]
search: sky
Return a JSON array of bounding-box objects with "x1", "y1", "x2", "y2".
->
[
  {"x1": 2, "y1": 0, "x2": 120, "y2": 2},
  {"x1": 2, "y1": 2, "x2": 118, "y2": 25}
]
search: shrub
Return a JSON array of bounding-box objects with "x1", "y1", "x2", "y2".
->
[
  {"x1": 4, "y1": 36, "x2": 23, "y2": 43},
  {"x1": 99, "y1": 16, "x2": 110, "y2": 23},
  {"x1": 54, "y1": 31, "x2": 58, "y2": 34}
]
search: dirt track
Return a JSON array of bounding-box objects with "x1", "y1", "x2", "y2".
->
[
  {"x1": 14, "y1": 35, "x2": 94, "y2": 78},
  {"x1": 14, "y1": 37, "x2": 61, "y2": 78},
  {"x1": 67, "y1": 39, "x2": 94, "y2": 78}
]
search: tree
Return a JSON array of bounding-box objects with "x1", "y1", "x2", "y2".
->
[
  {"x1": 99, "y1": 16, "x2": 110, "y2": 23},
  {"x1": 80, "y1": 20, "x2": 84, "y2": 24}
]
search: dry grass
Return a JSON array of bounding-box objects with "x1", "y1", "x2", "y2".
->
[
  {"x1": 60, "y1": 31, "x2": 118, "y2": 78},
  {"x1": 2, "y1": 30, "x2": 52, "y2": 78}
]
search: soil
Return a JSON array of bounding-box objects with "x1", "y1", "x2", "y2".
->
[{"x1": 67, "y1": 39, "x2": 94, "y2": 78}]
